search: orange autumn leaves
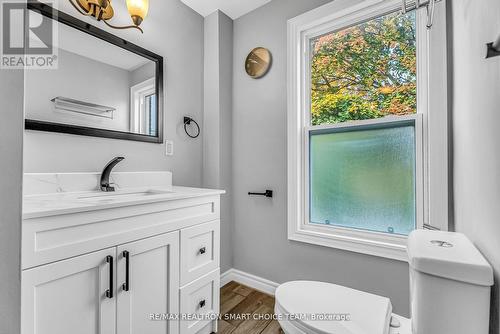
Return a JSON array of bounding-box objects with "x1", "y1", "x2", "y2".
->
[{"x1": 310, "y1": 11, "x2": 417, "y2": 125}]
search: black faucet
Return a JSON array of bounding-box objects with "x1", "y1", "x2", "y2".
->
[{"x1": 100, "y1": 157, "x2": 125, "y2": 192}]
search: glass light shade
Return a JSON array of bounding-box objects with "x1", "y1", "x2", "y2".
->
[{"x1": 126, "y1": 0, "x2": 149, "y2": 24}]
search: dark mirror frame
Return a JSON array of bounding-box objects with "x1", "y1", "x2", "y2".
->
[{"x1": 25, "y1": 1, "x2": 164, "y2": 144}]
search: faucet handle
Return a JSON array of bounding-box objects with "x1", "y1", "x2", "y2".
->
[
  {"x1": 101, "y1": 183, "x2": 116, "y2": 192},
  {"x1": 101, "y1": 182, "x2": 117, "y2": 192}
]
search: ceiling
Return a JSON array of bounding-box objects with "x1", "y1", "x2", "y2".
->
[{"x1": 180, "y1": 0, "x2": 272, "y2": 19}]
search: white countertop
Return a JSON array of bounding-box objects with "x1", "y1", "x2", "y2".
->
[{"x1": 23, "y1": 186, "x2": 225, "y2": 220}]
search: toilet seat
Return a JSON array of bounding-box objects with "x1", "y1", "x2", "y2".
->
[{"x1": 274, "y1": 281, "x2": 411, "y2": 334}]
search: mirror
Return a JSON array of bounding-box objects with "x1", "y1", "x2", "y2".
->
[{"x1": 25, "y1": 3, "x2": 163, "y2": 143}]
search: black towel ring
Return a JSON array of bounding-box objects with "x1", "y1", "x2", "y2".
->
[{"x1": 184, "y1": 117, "x2": 200, "y2": 139}]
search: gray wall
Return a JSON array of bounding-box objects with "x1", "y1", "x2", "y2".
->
[
  {"x1": 24, "y1": 0, "x2": 205, "y2": 187},
  {"x1": 0, "y1": 70, "x2": 24, "y2": 333},
  {"x1": 203, "y1": 11, "x2": 234, "y2": 273},
  {"x1": 203, "y1": 12, "x2": 220, "y2": 188},
  {"x1": 219, "y1": 12, "x2": 234, "y2": 273},
  {"x1": 130, "y1": 62, "x2": 156, "y2": 87},
  {"x1": 450, "y1": 0, "x2": 500, "y2": 332},
  {"x1": 232, "y1": 0, "x2": 410, "y2": 315}
]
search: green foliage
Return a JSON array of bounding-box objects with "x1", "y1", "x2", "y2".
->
[{"x1": 311, "y1": 11, "x2": 417, "y2": 126}]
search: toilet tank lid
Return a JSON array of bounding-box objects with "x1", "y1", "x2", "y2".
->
[{"x1": 407, "y1": 230, "x2": 493, "y2": 286}]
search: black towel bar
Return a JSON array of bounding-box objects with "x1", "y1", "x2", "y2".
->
[{"x1": 248, "y1": 190, "x2": 273, "y2": 198}]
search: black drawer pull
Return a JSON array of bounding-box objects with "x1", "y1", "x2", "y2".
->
[
  {"x1": 122, "y1": 251, "x2": 130, "y2": 292},
  {"x1": 105, "y1": 255, "x2": 114, "y2": 298},
  {"x1": 199, "y1": 247, "x2": 206, "y2": 255},
  {"x1": 199, "y1": 299, "x2": 206, "y2": 308}
]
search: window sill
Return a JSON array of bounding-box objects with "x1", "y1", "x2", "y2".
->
[{"x1": 288, "y1": 224, "x2": 408, "y2": 261}]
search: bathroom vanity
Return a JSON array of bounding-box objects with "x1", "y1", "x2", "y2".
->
[{"x1": 21, "y1": 172, "x2": 223, "y2": 334}]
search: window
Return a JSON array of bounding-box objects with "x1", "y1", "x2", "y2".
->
[
  {"x1": 310, "y1": 122, "x2": 416, "y2": 236},
  {"x1": 310, "y1": 11, "x2": 417, "y2": 126},
  {"x1": 144, "y1": 93, "x2": 157, "y2": 136},
  {"x1": 288, "y1": 0, "x2": 448, "y2": 260},
  {"x1": 130, "y1": 78, "x2": 157, "y2": 136}
]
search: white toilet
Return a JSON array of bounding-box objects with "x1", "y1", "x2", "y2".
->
[{"x1": 275, "y1": 230, "x2": 494, "y2": 334}]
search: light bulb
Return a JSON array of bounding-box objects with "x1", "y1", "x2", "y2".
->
[{"x1": 126, "y1": 0, "x2": 149, "y2": 26}]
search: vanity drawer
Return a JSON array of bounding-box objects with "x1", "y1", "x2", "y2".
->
[
  {"x1": 180, "y1": 269, "x2": 220, "y2": 334},
  {"x1": 180, "y1": 220, "x2": 220, "y2": 285}
]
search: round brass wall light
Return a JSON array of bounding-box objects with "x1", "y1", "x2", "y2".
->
[{"x1": 245, "y1": 47, "x2": 272, "y2": 79}]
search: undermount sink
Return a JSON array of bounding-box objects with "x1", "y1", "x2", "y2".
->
[{"x1": 77, "y1": 189, "x2": 173, "y2": 201}]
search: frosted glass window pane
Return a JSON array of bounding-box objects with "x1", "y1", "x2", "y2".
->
[{"x1": 309, "y1": 123, "x2": 416, "y2": 235}]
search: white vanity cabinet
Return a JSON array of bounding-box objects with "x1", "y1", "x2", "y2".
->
[
  {"x1": 116, "y1": 232, "x2": 180, "y2": 334},
  {"x1": 22, "y1": 247, "x2": 117, "y2": 334},
  {"x1": 21, "y1": 190, "x2": 222, "y2": 334}
]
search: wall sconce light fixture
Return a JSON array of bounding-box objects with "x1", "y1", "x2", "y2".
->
[{"x1": 69, "y1": 0, "x2": 149, "y2": 33}]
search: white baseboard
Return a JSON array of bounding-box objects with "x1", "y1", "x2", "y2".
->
[{"x1": 220, "y1": 269, "x2": 279, "y2": 296}]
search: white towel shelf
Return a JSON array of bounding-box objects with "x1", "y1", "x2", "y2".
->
[{"x1": 51, "y1": 96, "x2": 116, "y2": 119}]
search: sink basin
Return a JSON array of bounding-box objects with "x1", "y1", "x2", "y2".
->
[{"x1": 77, "y1": 189, "x2": 172, "y2": 202}]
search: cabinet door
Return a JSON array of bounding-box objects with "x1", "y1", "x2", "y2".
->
[
  {"x1": 116, "y1": 231, "x2": 180, "y2": 334},
  {"x1": 21, "y1": 247, "x2": 116, "y2": 334}
]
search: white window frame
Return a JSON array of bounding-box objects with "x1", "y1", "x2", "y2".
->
[
  {"x1": 130, "y1": 78, "x2": 156, "y2": 134},
  {"x1": 287, "y1": 0, "x2": 448, "y2": 261}
]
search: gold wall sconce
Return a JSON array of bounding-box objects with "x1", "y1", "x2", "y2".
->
[{"x1": 69, "y1": 0, "x2": 149, "y2": 33}]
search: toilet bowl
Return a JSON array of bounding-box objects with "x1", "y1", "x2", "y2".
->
[
  {"x1": 274, "y1": 230, "x2": 494, "y2": 334},
  {"x1": 275, "y1": 281, "x2": 411, "y2": 334}
]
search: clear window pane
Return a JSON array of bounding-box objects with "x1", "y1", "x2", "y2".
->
[
  {"x1": 145, "y1": 94, "x2": 157, "y2": 136},
  {"x1": 310, "y1": 11, "x2": 417, "y2": 126},
  {"x1": 309, "y1": 122, "x2": 416, "y2": 235}
]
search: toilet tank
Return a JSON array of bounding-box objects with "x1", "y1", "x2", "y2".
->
[{"x1": 407, "y1": 230, "x2": 493, "y2": 334}]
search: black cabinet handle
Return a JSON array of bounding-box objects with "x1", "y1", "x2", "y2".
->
[
  {"x1": 199, "y1": 247, "x2": 206, "y2": 255},
  {"x1": 105, "y1": 255, "x2": 114, "y2": 298},
  {"x1": 122, "y1": 251, "x2": 130, "y2": 292},
  {"x1": 199, "y1": 299, "x2": 206, "y2": 308}
]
